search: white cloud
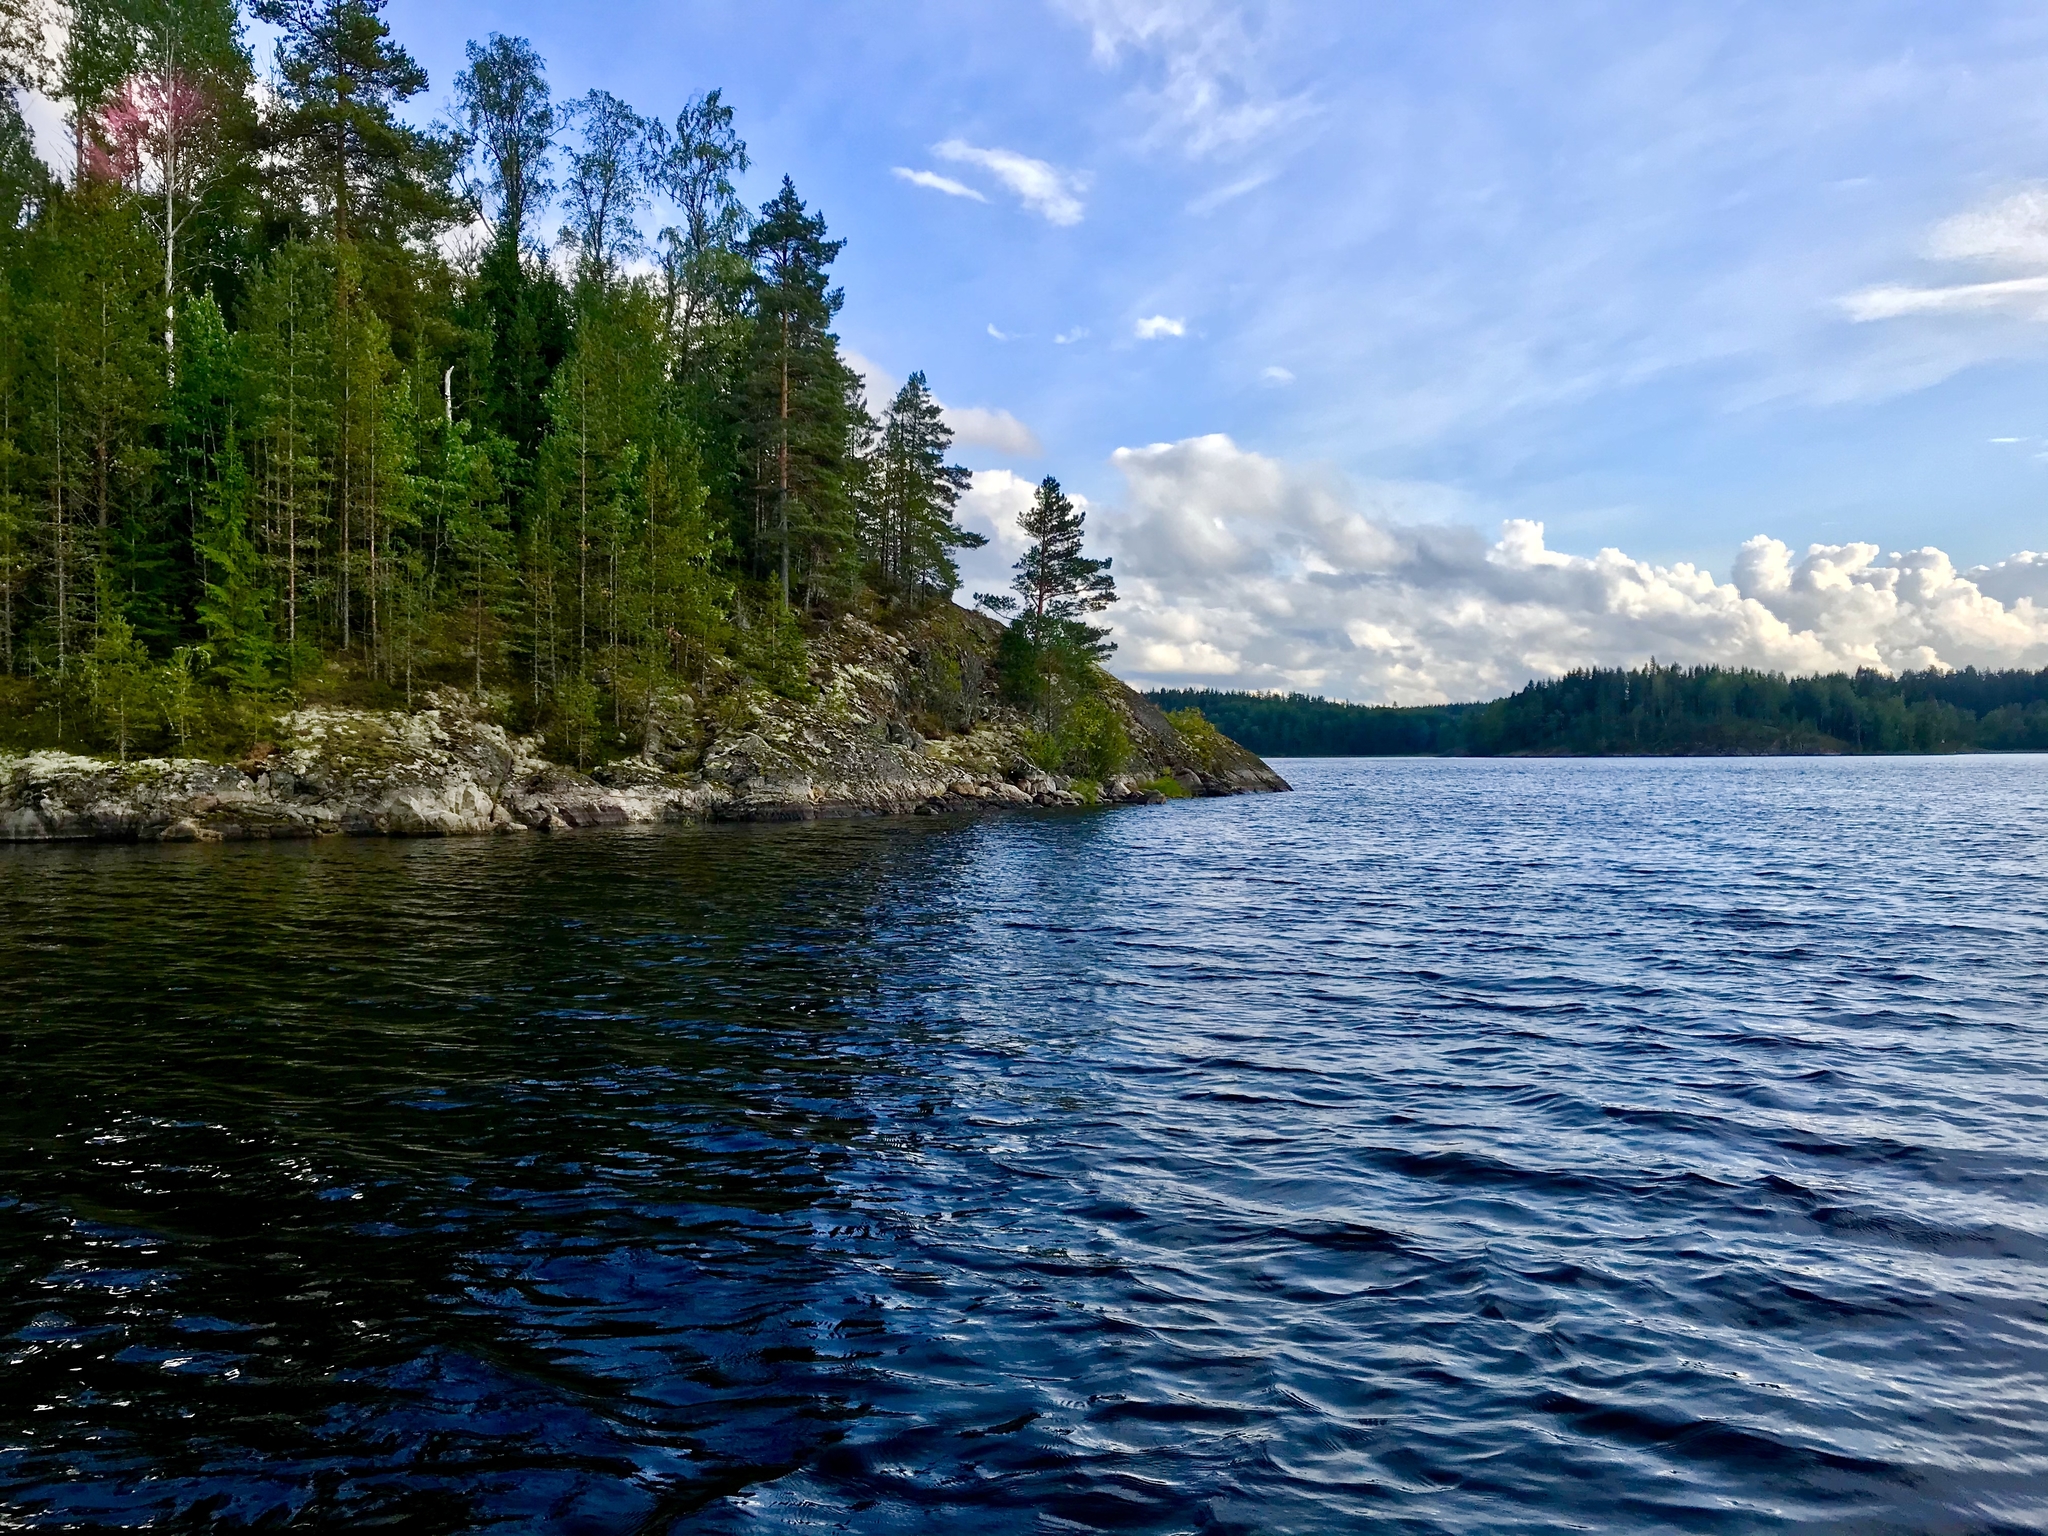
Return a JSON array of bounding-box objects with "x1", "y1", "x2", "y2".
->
[
  {"x1": 953, "y1": 468, "x2": 1091, "y2": 599},
  {"x1": 840, "y1": 348, "x2": 897, "y2": 410},
  {"x1": 1100, "y1": 434, "x2": 2048, "y2": 702},
  {"x1": 1187, "y1": 171, "x2": 1273, "y2": 215},
  {"x1": 1056, "y1": 0, "x2": 1311, "y2": 157},
  {"x1": 1134, "y1": 314, "x2": 1186, "y2": 339},
  {"x1": 987, "y1": 322, "x2": 1014, "y2": 341},
  {"x1": 1966, "y1": 550, "x2": 2048, "y2": 609},
  {"x1": 1844, "y1": 189, "x2": 2048, "y2": 328},
  {"x1": 1054, "y1": 327, "x2": 1089, "y2": 345},
  {"x1": 958, "y1": 469, "x2": 1043, "y2": 558},
  {"x1": 1990, "y1": 436, "x2": 2025, "y2": 444},
  {"x1": 1928, "y1": 189, "x2": 2048, "y2": 268},
  {"x1": 1844, "y1": 275, "x2": 2048, "y2": 323},
  {"x1": 15, "y1": 87, "x2": 71, "y2": 181},
  {"x1": 892, "y1": 166, "x2": 988, "y2": 202},
  {"x1": 943, "y1": 405, "x2": 1043, "y2": 458},
  {"x1": 1259, "y1": 365, "x2": 1294, "y2": 386},
  {"x1": 934, "y1": 139, "x2": 1087, "y2": 226}
]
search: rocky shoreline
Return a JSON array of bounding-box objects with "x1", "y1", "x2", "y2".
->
[{"x1": 0, "y1": 609, "x2": 1288, "y2": 843}]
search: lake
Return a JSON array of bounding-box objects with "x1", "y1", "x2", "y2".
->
[{"x1": 3, "y1": 757, "x2": 2045, "y2": 1532}]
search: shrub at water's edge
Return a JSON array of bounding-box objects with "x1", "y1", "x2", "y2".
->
[{"x1": 1152, "y1": 663, "x2": 2048, "y2": 756}]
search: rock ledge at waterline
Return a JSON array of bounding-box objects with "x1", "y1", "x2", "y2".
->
[{"x1": 0, "y1": 610, "x2": 1287, "y2": 843}]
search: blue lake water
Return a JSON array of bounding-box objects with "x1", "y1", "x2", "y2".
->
[{"x1": 3, "y1": 756, "x2": 2046, "y2": 1532}]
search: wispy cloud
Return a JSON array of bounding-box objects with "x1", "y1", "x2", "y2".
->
[
  {"x1": 1259, "y1": 365, "x2": 1294, "y2": 386},
  {"x1": 935, "y1": 139, "x2": 1087, "y2": 225},
  {"x1": 1845, "y1": 276, "x2": 2048, "y2": 322},
  {"x1": 987, "y1": 322, "x2": 1015, "y2": 341},
  {"x1": 1054, "y1": 327, "x2": 1090, "y2": 345},
  {"x1": 1929, "y1": 189, "x2": 2048, "y2": 266},
  {"x1": 1056, "y1": 0, "x2": 1311, "y2": 157},
  {"x1": 892, "y1": 166, "x2": 987, "y2": 202},
  {"x1": 1187, "y1": 170, "x2": 1273, "y2": 215},
  {"x1": 1845, "y1": 190, "x2": 2048, "y2": 324},
  {"x1": 1134, "y1": 314, "x2": 1186, "y2": 340}
]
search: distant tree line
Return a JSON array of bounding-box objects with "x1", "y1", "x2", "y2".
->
[
  {"x1": 0, "y1": 0, "x2": 1119, "y2": 766},
  {"x1": 1152, "y1": 664, "x2": 2048, "y2": 757}
]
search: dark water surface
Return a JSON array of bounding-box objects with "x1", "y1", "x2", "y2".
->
[{"x1": 4, "y1": 757, "x2": 2046, "y2": 1533}]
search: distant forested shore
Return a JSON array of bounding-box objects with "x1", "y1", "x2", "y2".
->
[{"x1": 1150, "y1": 664, "x2": 2048, "y2": 757}]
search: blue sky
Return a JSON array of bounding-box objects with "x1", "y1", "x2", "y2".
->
[{"x1": 240, "y1": 4, "x2": 2048, "y2": 693}]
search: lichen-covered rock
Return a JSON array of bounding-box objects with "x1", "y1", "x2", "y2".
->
[{"x1": 0, "y1": 604, "x2": 1288, "y2": 842}]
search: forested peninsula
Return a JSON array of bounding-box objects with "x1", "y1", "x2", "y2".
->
[
  {"x1": 0, "y1": 1, "x2": 1286, "y2": 839},
  {"x1": 1153, "y1": 664, "x2": 2048, "y2": 758}
]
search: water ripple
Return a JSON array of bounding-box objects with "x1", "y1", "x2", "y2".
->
[{"x1": 2, "y1": 756, "x2": 2046, "y2": 1531}]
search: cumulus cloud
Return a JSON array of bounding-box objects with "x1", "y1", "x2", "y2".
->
[
  {"x1": 842, "y1": 347, "x2": 1038, "y2": 459},
  {"x1": 1134, "y1": 314, "x2": 1186, "y2": 339},
  {"x1": 957, "y1": 469, "x2": 1044, "y2": 558},
  {"x1": 944, "y1": 405, "x2": 1043, "y2": 458},
  {"x1": 892, "y1": 167, "x2": 987, "y2": 202},
  {"x1": 934, "y1": 140, "x2": 1087, "y2": 226},
  {"x1": 953, "y1": 468, "x2": 1087, "y2": 599},
  {"x1": 1101, "y1": 434, "x2": 2048, "y2": 702}
]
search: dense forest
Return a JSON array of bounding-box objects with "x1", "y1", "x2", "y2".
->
[
  {"x1": 0, "y1": 0, "x2": 1120, "y2": 764},
  {"x1": 1153, "y1": 664, "x2": 2048, "y2": 757}
]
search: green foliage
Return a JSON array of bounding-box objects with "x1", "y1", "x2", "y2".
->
[
  {"x1": 1152, "y1": 664, "x2": 2048, "y2": 757},
  {"x1": 1001, "y1": 476, "x2": 1115, "y2": 653},
  {"x1": 1142, "y1": 773, "x2": 1191, "y2": 799},
  {"x1": 156, "y1": 643, "x2": 212, "y2": 751},
  {"x1": 1165, "y1": 706, "x2": 1224, "y2": 769},
  {"x1": 84, "y1": 582, "x2": 153, "y2": 759},
  {"x1": 867, "y1": 371, "x2": 980, "y2": 598},
  {"x1": 1017, "y1": 685, "x2": 1129, "y2": 779},
  {"x1": 739, "y1": 178, "x2": 864, "y2": 607},
  {"x1": 730, "y1": 595, "x2": 812, "y2": 700},
  {"x1": 0, "y1": 10, "x2": 1157, "y2": 770}
]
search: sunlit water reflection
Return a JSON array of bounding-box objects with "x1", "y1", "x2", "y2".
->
[{"x1": 4, "y1": 757, "x2": 2045, "y2": 1532}]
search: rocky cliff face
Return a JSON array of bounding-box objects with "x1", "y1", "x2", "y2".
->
[{"x1": 0, "y1": 606, "x2": 1287, "y2": 842}]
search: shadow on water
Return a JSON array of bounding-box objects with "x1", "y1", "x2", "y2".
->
[
  {"x1": 4, "y1": 764, "x2": 2048, "y2": 1533},
  {"x1": 0, "y1": 821, "x2": 1013, "y2": 1529}
]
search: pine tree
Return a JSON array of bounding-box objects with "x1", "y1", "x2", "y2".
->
[
  {"x1": 740, "y1": 177, "x2": 860, "y2": 607},
  {"x1": 254, "y1": 0, "x2": 450, "y2": 245},
  {"x1": 874, "y1": 371, "x2": 978, "y2": 597},
  {"x1": 1010, "y1": 475, "x2": 1115, "y2": 652}
]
